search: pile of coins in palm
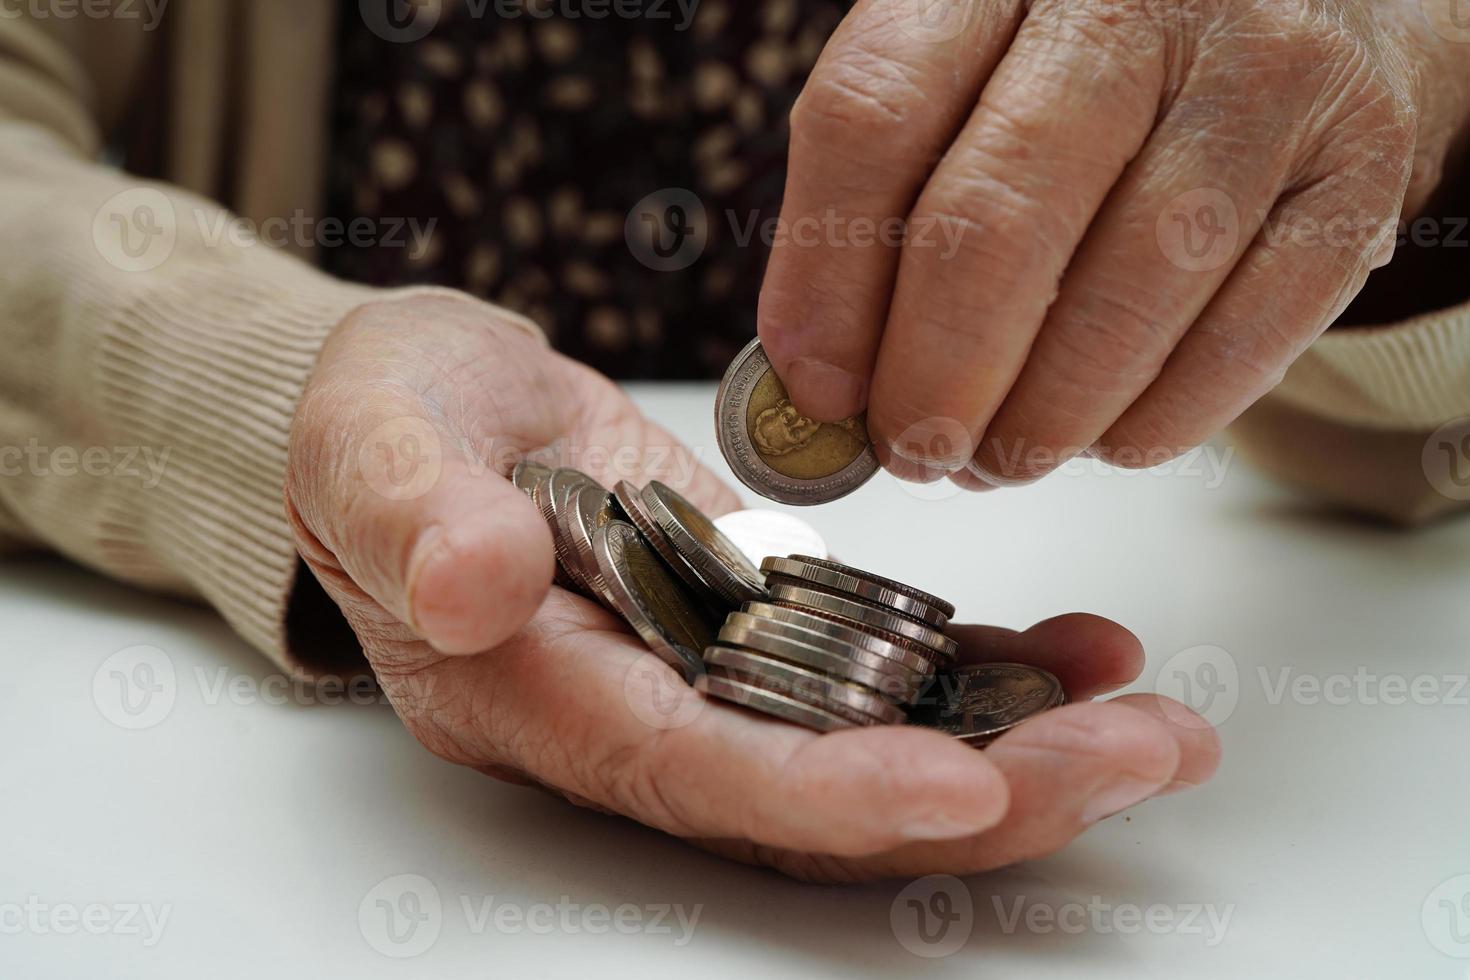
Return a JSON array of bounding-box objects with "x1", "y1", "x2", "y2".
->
[{"x1": 514, "y1": 461, "x2": 1063, "y2": 745}]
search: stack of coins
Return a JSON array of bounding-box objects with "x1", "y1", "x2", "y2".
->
[
  {"x1": 512, "y1": 461, "x2": 1063, "y2": 747},
  {"x1": 697, "y1": 556, "x2": 960, "y2": 732}
]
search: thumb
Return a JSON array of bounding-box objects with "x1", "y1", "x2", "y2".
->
[{"x1": 287, "y1": 387, "x2": 554, "y2": 655}]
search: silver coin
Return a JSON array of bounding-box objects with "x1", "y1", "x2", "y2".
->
[
  {"x1": 715, "y1": 338, "x2": 878, "y2": 506},
  {"x1": 697, "y1": 671, "x2": 855, "y2": 733},
  {"x1": 540, "y1": 468, "x2": 602, "y2": 591},
  {"x1": 732, "y1": 605, "x2": 934, "y2": 678},
  {"x1": 783, "y1": 555, "x2": 956, "y2": 622},
  {"x1": 704, "y1": 646, "x2": 906, "y2": 725},
  {"x1": 640, "y1": 481, "x2": 767, "y2": 606},
  {"x1": 592, "y1": 522, "x2": 714, "y2": 684},
  {"x1": 613, "y1": 481, "x2": 726, "y2": 610},
  {"x1": 712, "y1": 509, "x2": 829, "y2": 565},
  {"x1": 909, "y1": 663, "x2": 1067, "y2": 748},
  {"x1": 559, "y1": 484, "x2": 620, "y2": 606},
  {"x1": 540, "y1": 467, "x2": 600, "y2": 526},
  {"x1": 763, "y1": 556, "x2": 952, "y2": 627},
  {"x1": 766, "y1": 582, "x2": 958, "y2": 660},
  {"x1": 511, "y1": 459, "x2": 554, "y2": 503},
  {"x1": 717, "y1": 621, "x2": 923, "y2": 704}
]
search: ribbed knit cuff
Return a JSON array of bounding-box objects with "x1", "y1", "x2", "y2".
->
[
  {"x1": 1272, "y1": 302, "x2": 1470, "y2": 430},
  {"x1": 84, "y1": 245, "x2": 388, "y2": 673}
]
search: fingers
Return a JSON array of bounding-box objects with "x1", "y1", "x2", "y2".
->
[
  {"x1": 1097, "y1": 175, "x2": 1399, "y2": 461},
  {"x1": 425, "y1": 609, "x2": 1013, "y2": 858},
  {"x1": 966, "y1": 83, "x2": 1291, "y2": 486},
  {"x1": 1105, "y1": 694, "x2": 1223, "y2": 793},
  {"x1": 950, "y1": 613, "x2": 1146, "y2": 700},
  {"x1": 758, "y1": 0, "x2": 1025, "y2": 422},
  {"x1": 287, "y1": 384, "x2": 554, "y2": 656},
  {"x1": 867, "y1": 1, "x2": 1167, "y2": 478}
]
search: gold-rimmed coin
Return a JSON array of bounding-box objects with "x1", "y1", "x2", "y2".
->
[
  {"x1": 641, "y1": 481, "x2": 767, "y2": 606},
  {"x1": 613, "y1": 480, "x2": 725, "y2": 610},
  {"x1": 909, "y1": 663, "x2": 1067, "y2": 748},
  {"x1": 715, "y1": 338, "x2": 878, "y2": 506},
  {"x1": 592, "y1": 523, "x2": 713, "y2": 684}
]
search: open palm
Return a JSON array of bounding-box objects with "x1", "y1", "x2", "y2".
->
[{"x1": 284, "y1": 293, "x2": 1219, "y2": 882}]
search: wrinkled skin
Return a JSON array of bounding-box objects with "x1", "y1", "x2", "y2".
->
[
  {"x1": 759, "y1": 0, "x2": 1470, "y2": 485},
  {"x1": 285, "y1": 295, "x2": 1219, "y2": 883}
]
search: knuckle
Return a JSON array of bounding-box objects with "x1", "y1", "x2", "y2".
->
[
  {"x1": 1047, "y1": 287, "x2": 1183, "y2": 389},
  {"x1": 791, "y1": 55, "x2": 920, "y2": 147},
  {"x1": 909, "y1": 181, "x2": 1055, "y2": 289}
]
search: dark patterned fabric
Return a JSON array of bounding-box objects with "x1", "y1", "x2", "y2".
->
[{"x1": 324, "y1": 0, "x2": 855, "y2": 379}]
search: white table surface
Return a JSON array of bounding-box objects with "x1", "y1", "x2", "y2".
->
[{"x1": 5, "y1": 383, "x2": 1470, "y2": 979}]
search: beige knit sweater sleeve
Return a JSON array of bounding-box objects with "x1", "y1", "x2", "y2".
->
[{"x1": 0, "y1": 18, "x2": 387, "y2": 673}]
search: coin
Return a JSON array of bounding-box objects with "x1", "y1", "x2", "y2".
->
[
  {"x1": 704, "y1": 647, "x2": 906, "y2": 725},
  {"x1": 592, "y1": 522, "x2": 713, "y2": 684},
  {"x1": 559, "y1": 483, "x2": 620, "y2": 606},
  {"x1": 909, "y1": 663, "x2": 1066, "y2": 747},
  {"x1": 717, "y1": 620, "x2": 922, "y2": 703},
  {"x1": 733, "y1": 604, "x2": 934, "y2": 678},
  {"x1": 697, "y1": 671, "x2": 855, "y2": 733},
  {"x1": 511, "y1": 459, "x2": 553, "y2": 504},
  {"x1": 788, "y1": 556, "x2": 955, "y2": 621},
  {"x1": 766, "y1": 581, "x2": 958, "y2": 660},
  {"x1": 763, "y1": 556, "x2": 952, "y2": 627},
  {"x1": 712, "y1": 509, "x2": 829, "y2": 565},
  {"x1": 613, "y1": 480, "x2": 725, "y2": 610},
  {"x1": 640, "y1": 481, "x2": 767, "y2": 606},
  {"x1": 540, "y1": 467, "x2": 601, "y2": 526},
  {"x1": 715, "y1": 338, "x2": 878, "y2": 506}
]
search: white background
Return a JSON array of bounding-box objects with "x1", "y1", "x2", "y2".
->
[{"x1": 4, "y1": 383, "x2": 1470, "y2": 978}]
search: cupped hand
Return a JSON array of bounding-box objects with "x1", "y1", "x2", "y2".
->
[
  {"x1": 285, "y1": 293, "x2": 1219, "y2": 882},
  {"x1": 760, "y1": 0, "x2": 1470, "y2": 487}
]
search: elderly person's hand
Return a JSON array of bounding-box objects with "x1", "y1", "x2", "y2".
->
[
  {"x1": 759, "y1": 0, "x2": 1470, "y2": 485},
  {"x1": 283, "y1": 293, "x2": 1219, "y2": 882}
]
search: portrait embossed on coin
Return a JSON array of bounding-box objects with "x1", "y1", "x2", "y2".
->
[{"x1": 716, "y1": 339, "x2": 878, "y2": 505}]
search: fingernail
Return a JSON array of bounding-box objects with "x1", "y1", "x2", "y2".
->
[
  {"x1": 784, "y1": 358, "x2": 867, "y2": 422},
  {"x1": 1082, "y1": 775, "x2": 1166, "y2": 824},
  {"x1": 901, "y1": 811, "x2": 993, "y2": 842}
]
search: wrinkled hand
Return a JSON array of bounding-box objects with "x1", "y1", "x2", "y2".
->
[
  {"x1": 285, "y1": 293, "x2": 1219, "y2": 882},
  {"x1": 760, "y1": 0, "x2": 1470, "y2": 486}
]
